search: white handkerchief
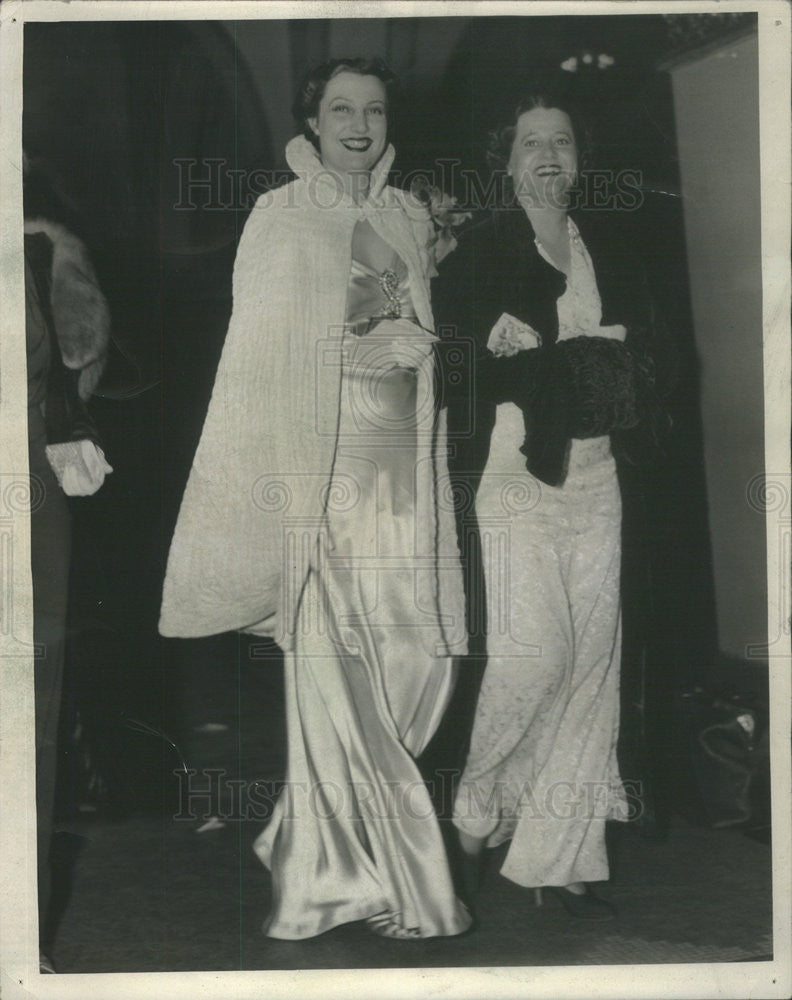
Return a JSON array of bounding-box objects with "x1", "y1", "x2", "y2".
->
[
  {"x1": 487, "y1": 313, "x2": 542, "y2": 357},
  {"x1": 45, "y1": 440, "x2": 113, "y2": 496}
]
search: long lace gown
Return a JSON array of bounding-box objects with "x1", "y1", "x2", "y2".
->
[
  {"x1": 453, "y1": 217, "x2": 629, "y2": 889},
  {"x1": 254, "y1": 225, "x2": 471, "y2": 939}
]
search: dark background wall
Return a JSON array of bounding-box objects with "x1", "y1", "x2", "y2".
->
[{"x1": 21, "y1": 14, "x2": 765, "y2": 811}]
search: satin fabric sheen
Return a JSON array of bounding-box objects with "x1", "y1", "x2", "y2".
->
[{"x1": 254, "y1": 245, "x2": 470, "y2": 939}]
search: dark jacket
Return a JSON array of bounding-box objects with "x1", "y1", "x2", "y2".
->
[
  {"x1": 432, "y1": 205, "x2": 676, "y2": 654},
  {"x1": 433, "y1": 205, "x2": 672, "y2": 492},
  {"x1": 427, "y1": 207, "x2": 680, "y2": 825}
]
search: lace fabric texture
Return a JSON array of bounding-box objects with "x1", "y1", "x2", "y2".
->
[
  {"x1": 543, "y1": 217, "x2": 605, "y2": 343},
  {"x1": 453, "y1": 217, "x2": 629, "y2": 888}
]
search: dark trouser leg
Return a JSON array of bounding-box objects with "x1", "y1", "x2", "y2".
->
[{"x1": 29, "y1": 428, "x2": 71, "y2": 940}]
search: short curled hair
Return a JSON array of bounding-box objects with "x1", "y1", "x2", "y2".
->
[
  {"x1": 292, "y1": 57, "x2": 400, "y2": 150},
  {"x1": 486, "y1": 76, "x2": 592, "y2": 174}
]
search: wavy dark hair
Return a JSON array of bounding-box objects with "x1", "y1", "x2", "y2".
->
[
  {"x1": 485, "y1": 76, "x2": 593, "y2": 204},
  {"x1": 292, "y1": 57, "x2": 400, "y2": 151}
]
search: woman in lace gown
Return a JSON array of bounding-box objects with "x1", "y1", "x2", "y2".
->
[
  {"x1": 434, "y1": 84, "x2": 666, "y2": 919},
  {"x1": 160, "y1": 58, "x2": 470, "y2": 940}
]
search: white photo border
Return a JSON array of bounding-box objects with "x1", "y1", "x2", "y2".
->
[{"x1": 1, "y1": 2, "x2": 789, "y2": 998}]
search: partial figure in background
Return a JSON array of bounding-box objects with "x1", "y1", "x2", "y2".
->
[
  {"x1": 160, "y1": 58, "x2": 470, "y2": 940},
  {"x1": 434, "y1": 80, "x2": 671, "y2": 919},
  {"x1": 24, "y1": 157, "x2": 112, "y2": 972}
]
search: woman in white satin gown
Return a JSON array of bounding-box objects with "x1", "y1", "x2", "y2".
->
[{"x1": 159, "y1": 57, "x2": 470, "y2": 940}]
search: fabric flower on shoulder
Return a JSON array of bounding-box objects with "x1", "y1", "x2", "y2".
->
[{"x1": 407, "y1": 178, "x2": 472, "y2": 271}]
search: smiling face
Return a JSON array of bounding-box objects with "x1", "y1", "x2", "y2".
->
[
  {"x1": 507, "y1": 106, "x2": 577, "y2": 209},
  {"x1": 308, "y1": 72, "x2": 388, "y2": 181}
]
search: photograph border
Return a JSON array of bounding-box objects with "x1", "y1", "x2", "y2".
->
[{"x1": 1, "y1": 2, "x2": 789, "y2": 998}]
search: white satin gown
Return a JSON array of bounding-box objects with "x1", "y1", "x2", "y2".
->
[{"x1": 254, "y1": 232, "x2": 471, "y2": 939}]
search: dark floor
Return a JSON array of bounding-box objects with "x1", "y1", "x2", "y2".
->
[
  {"x1": 43, "y1": 632, "x2": 775, "y2": 975},
  {"x1": 49, "y1": 809, "x2": 773, "y2": 973}
]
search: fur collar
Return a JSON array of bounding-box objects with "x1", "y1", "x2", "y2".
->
[{"x1": 24, "y1": 217, "x2": 110, "y2": 399}]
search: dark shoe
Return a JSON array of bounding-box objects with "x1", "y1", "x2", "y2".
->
[
  {"x1": 456, "y1": 850, "x2": 483, "y2": 909},
  {"x1": 542, "y1": 885, "x2": 616, "y2": 920}
]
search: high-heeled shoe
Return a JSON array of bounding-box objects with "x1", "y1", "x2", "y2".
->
[
  {"x1": 365, "y1": 911, "x2": 422, "y2": 940},
  {"x1": 534, "y1": 885, "x2": 616, "y2": 920}
]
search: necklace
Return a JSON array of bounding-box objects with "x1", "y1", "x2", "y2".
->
[{"x1": 534, "y1": 217, "x2": 581, "y2": 273}]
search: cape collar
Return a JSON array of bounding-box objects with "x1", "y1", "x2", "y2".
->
[{"x1": 285, "y1": 134, "x2": 396, "y2": 208}]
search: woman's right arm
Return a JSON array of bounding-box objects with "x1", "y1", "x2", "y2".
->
[{"x1": 432, "y1": 229, "x2": 540, "y2": 411}]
